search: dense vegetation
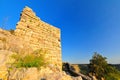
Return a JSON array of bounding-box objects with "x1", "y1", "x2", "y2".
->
[
  {"x1": 89, "y1": 52, "x2": 120, "y2": 80},
  {"x1": 78, "y1": 52, "x2": 120, "y2": 80},
  {"x1": 12, "y1": 49, "x2": 47, "y2": 68}
]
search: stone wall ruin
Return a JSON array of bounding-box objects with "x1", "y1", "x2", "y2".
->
[{"x1": 15, "y1": 6, "x2": 62, "y2": 71}]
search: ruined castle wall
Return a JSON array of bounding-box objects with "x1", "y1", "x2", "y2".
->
[{"x1": 15, "y1": 7, "x2": 62, "y2": 71}]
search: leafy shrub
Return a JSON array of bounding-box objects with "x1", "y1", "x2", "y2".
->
[
  {"x1": 89, "y1": 52, "x2": 120, "y2": 80},
  {"x1": 12, "y1": 49, "x2": 47, "y2": 68},
  {"x1": 89, "y1": 52, "x2": 108, "y2": 79},
  {"x1": 105, "y1": 72, "x2": 120, "y2": 80}
]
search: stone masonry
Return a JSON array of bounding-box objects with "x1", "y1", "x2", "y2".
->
[{"x1": 15, "y1": 6, "x2": 62, "y2": 71}]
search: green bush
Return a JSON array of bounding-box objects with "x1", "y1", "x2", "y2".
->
[
  {"x1": 105, "y1": 72, "x2": 120, "y2": 80},
  {"x1": 89, "y1": 52, "x2": 120, "y2": 80},
  {"x1": 89, "y1": 52, "x2": 108, "y2": 79},
  {"x1": 12, "y1": 49, "x2": 47, "y2": 68}
]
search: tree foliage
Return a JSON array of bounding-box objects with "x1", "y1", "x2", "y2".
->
[
  {"x1": 89, "y1": 52, "x2": 107, "y2": 79},
  {"x1": 89, "y1": 52, "x2": 120, "y2": 80}
]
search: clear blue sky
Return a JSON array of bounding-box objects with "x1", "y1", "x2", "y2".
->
[{"x1": 0, "y1": 0, "x2": 120, "y2": 64}]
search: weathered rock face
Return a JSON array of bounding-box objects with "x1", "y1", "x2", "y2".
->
[
  {"x1": 0, "y1": 50, "x2": 16, "y2": 80},
  {"x1": 15, "y1": 6, "x2": 62, "y2": 71},
  {"x1": 71, "y1": 64, "x2": 80, "y2": 73},
  {"x1": 0, "y1": 29, "x2": 33, "y2": 53},
  {"x1": 9, "y1": 67, "x2": 82, "y2": 80}
]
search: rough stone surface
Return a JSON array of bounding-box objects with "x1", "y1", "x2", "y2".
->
[
  {"x1": 0, "y1": 29, "x2": 33, "y2": 54},
  {"x1": 15, "y1": 6, "x2": 62, "y2": 71},
  {"x1": 71, "y1": 64, "x2": 80, "y2": 73},
  {"x1": 72, "y1": 76, "x2": 83, "y2": 80},
  {"x1": 9, "y1": 67, "x2": 80, "y2": 80},
  {"x1": 91, "y1": 76, "x2": 97, "y2": 80},
  {"x1": 0, "y1": 50, "x2": 15, "y2": 80}
]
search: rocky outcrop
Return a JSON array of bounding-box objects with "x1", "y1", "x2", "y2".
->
[
  {"x1": 9, "y1": 67, "x2": 81, "y2": 80},
  {"x1": 0, "y1": 50, "x2": 16, "y2": 80},
  {"x1": 63, "y1": 63, "x2": 91, "y2": 80},
  {"x1": 0, "y1": 29, "x2": 33, "y2": 53},
  {"x1": 71, "y1": 64, "x2": 80, "y2": 73},
  {"x1": 0, "y1": 51, "x2": 81, "y2": 80}
]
